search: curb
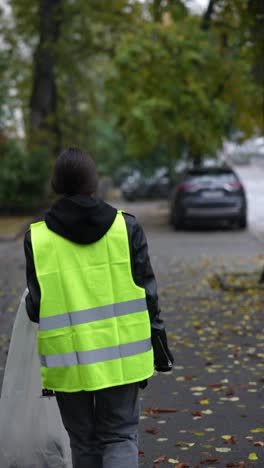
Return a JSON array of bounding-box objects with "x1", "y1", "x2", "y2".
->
[{"x1": 249, "y1": 226, "x2": 264, "y2": 244}]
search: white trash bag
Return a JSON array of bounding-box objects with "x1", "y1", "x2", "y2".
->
[{"x1": 0, "y1": 290, "x2": 72, "y2": 467}]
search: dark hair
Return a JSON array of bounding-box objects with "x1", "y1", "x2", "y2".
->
[{"x1": 51, "y1": 147, "x2": 98, "y2": 196}]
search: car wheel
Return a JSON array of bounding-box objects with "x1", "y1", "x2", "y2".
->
[
  {"x1": 238, "y1": 214, "x2": 247, "y2": 229},
  {"x1": 171, "y1": 211, "x2": 184, "y2": 230}
]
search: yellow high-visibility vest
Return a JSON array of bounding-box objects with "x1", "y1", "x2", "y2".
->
[{"x1": 30, "y1": 210, "x2": 154, "y2": 392}]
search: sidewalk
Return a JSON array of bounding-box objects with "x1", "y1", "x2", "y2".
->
[
  {"x1": 0, "y1": 203, "x2": 263, "y2": 467},
  {"x1": 2, "y1": 250, "x2": 262, "y2": 467},
  {"x1": 139, "y1": 256, "x2": 264, "y2": 467}
]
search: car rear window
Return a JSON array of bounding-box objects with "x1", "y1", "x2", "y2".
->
[{"x1": 185, "y1": 170, "x2": 237, "y2": 185}]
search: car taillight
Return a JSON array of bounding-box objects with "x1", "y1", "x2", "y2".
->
[
  {"x1": 225, "y1": 181, "x2": 243, "y2": 191},
  {"x1": 178, "y1": 182, "x2": 200, "y2": 192}
]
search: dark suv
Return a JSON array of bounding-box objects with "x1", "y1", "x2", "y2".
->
[{"x1": 170, "y1": 166, "x2": 247, "y2": 229}]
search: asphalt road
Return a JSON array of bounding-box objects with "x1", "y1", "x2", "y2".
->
[{"x1": 113, "y1": 205, "x2": 263, "y2": 263}]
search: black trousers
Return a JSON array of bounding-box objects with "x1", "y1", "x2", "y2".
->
[{"x1": 55, "y1": 383, "x2": 140, "y2": 468}]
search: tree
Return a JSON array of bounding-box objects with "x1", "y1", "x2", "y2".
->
[
  {"x1": 29, "y1": 0, "x2": 63, "y2": 156},
  {"x1": 3, "y1": 0, "x2": 262, "y2": 172},
  {"x1": 8, "y1": 0, "x2": 144, "y2": 163},
  {"x1": 0, "y1": 51, "x2": 9, "y2": 134},
  {"x1": 107, "y1": 16, "x2": 258, "y2": 165},
  {"x1": 199, "y1": 0, "x2": 263, "y2": 133},
  {"x1": 146, "y1": 0, "x2": 187, "y2": 22}
]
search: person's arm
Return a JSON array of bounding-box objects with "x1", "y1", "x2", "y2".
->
[
  {"x1": 123, "y1": 213, "x2": 174, "y2": 371},
  {"x1": 24, "y1": 230, "x2": 41, "y2": 323},
  {"x1": 124, "y1": 213, "x2": 159, "y2": 322}
]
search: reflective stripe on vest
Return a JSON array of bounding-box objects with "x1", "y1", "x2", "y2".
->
[
  {"x1": 39, "y1": 337, "x2": 151, "y2": 368},
  {"x1": 39, "y1": 297, "x2": 147, "y2": 331},
  {"x1": 31, "y1": 211, "x2": 154, "y2": 391}
]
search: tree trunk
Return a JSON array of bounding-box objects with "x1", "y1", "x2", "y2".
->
[
  {"x1": 29, "y1": 0, "x2": 62, "y2": 157},
  {"x1": 201, "y1": 0, "x2": 219, "y2": 31},
  {"x1": 152, "y1": 0, "x2": 163, "y2": 22}
]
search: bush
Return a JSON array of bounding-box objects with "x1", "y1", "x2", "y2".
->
[{"x1": 0, "y1": 140, "x2": 50, "y2": 213}]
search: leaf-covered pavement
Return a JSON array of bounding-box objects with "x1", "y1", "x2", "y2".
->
[
  {"x1": 0, "y1": 239, "x2": 263, "y2": 467},
  {"x1": 139, "y1": 256, "x2": 264, "y2": 468},
  {"x1": 0, "y1": 241, "x2": 25, "y2": 385}
]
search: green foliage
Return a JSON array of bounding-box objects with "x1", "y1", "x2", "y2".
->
[
  {"x1": 0, "y1": 50, "x2": 10, "y2": 128},
  {"x1": 0, "y1": 140, "x2": 50, "y2": 212},
  {"x1": 0, "y1": 0, "x2": 262, "y2": 212},
  {"x1": 107, "y1": 17, "x2": 258, "y2": 163},
  {"x1": 200, "y1": 0, "x2": 263, "y2": 132}
]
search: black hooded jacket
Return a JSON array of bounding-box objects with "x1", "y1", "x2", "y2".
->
[{"x1": 24, "y1": 195, "x2": 173, "y2": 374}]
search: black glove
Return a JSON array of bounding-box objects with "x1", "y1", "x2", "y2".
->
[
  {"x1": 151, "y1": 319, "x2": 174, "y2": 372},
  {"x1": 42, "y1": 389, "x2": 55, "y2": 397}
]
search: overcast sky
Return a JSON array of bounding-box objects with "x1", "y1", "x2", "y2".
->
[{"x1": 188, "y1": 0, "x2": 209, "y2": 12}]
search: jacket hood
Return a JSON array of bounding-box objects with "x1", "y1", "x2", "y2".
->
[{"x1": 45, "y1": 195, "x2": 117, "y2": 244}]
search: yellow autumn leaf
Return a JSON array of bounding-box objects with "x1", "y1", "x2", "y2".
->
[
  {"x1": 222, "y1": 435, "x2": 232, "y2": 440},
  {"x1": 199, "y1": 399, "x2": 209, "y2": 405},
  {"x1": 215, "y1": 448, "x2": 232, "y2": 452},
  {"x1": 250, "y1": 428, "x2": 264, "y2": 433},
  {"x1": 168, "y1": 459, "x2": 179, "y2": 464},
  {"x1": 248, "y1": 452, "x2": 258, "y2": 461},
  {"x1": 191, "y1": 387, "x2": 207, "y2": 391}
]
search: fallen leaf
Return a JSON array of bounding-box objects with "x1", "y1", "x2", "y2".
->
[
  {"x1": 176, "y1": 464, "x2": 190, "y2": 468},
  {"x1": 254, "y1": 441, "x2": 264, "y2": 446},
  {"x1": 225, "y1": 463, "x2": 246, "y2": 467},
  {"x1": 145, "y1": 407, "x2": 177, "y2": 415},
  {"x1": 153, "y1": 455, "x2": 167, "y2": 463},
  {"x1": 145, "y1": 427, "x2": 158, "y2": 435},
  {"x1": 215, "y1": 447, "x2": 232, "y2": 453},
  {"x1": 250, "y1": 428, "x2": 264, "y2": 433},
  {"x1": 224, "y1": 436, "x2": 237, "y2": 445},
  {"x1": 145, "y1": 408, "x2": 156, "y2": 417},
  {"x1": 168, "y1": 458, "x2": 179, "y2": 464},
  {"x1": 191, "y1": 411, "x2": 204, "y2": 417},
  {"x1": 200, "y1": 459, "x2": 220, "y2": 465},
  {"x1": 191, "y1": 386, "x2": 207, "y2": 391},
  {"x1": 248, "y1": 452, "x2": 258, "y2": 460}
]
